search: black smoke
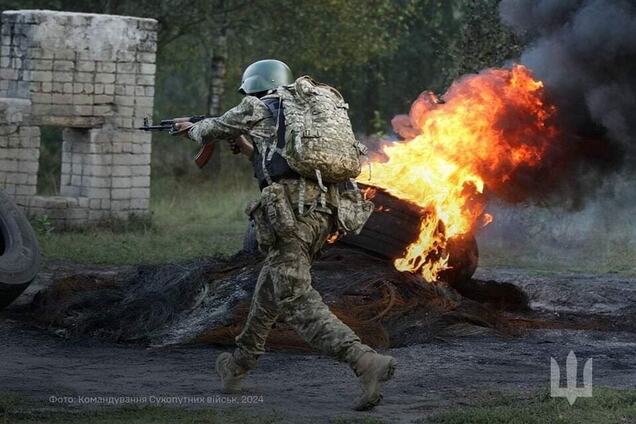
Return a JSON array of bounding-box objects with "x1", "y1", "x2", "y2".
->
[{"x1": 498, "y1": 0, "x2": 636, "y2": 208}]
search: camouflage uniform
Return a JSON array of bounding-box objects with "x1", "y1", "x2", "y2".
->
[{"x1": 188, "y1": 96, "x2": 375, "y2": 372}]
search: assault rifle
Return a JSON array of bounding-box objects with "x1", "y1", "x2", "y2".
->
[{"x1": 139, "y1": 116, "x2": 215, "y2": 169}]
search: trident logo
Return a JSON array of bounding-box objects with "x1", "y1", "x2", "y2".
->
[{"x1": 550, "y1": 350, "x2": 593, "y2": 405}]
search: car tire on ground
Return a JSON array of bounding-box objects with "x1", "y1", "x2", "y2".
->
[{"x1": 0, "y1": 190, "x2": 40, "y2": 310}]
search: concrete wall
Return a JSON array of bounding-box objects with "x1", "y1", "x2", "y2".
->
[{"x1": 0, "y1": 10, "x2": 157, "y2": 227}]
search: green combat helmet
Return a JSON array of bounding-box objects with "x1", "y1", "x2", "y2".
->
[{"x1": 238, "y1": 59, "x2": 293, "y2": 94}]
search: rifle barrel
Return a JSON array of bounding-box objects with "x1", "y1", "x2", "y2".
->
[{"x1": 138, "y1": 124, "x2": 173, "y2": 131}]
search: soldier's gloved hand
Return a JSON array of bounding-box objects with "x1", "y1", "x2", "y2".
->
[
  {"x1": 172, "y1": 121, "x2": 195, "y2": 137},
  {"x1": 230, "y1": 135, "x2": 255, "y2": 158}
]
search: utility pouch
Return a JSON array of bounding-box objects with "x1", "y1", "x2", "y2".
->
[
  {"x1": 261, "y1": 182, "x2": 297, "y2": 237},
  {"x1": 245, "y1": 199, "x2": 276, "y2": 251},
  {"x1": 336, "y1": 188, "x2": 374, "y2": 235}
]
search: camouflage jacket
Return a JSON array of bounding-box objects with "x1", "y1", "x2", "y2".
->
[{"x1": 187, "y1": 95, "x2": 275, "y2": 148}]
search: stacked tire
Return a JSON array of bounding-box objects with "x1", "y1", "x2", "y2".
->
[{"x1": 0, "y1": 190, "x2": 40, "y2": 310}]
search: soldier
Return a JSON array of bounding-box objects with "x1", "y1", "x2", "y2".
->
[{"x1": 175, "y1": 59, "x2": 396, "y2": 411}]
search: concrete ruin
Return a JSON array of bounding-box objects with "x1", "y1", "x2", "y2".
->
[{"x1": 0, "y1": 10, "x2": 157, "y2": 227}]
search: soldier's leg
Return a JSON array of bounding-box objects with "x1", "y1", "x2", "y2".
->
[
  {"x1": 233, "y1": 257, "x2": 280, "y2": 370},
  {"x1": 216, "y1": 257, "x2": 280, "y2": 393},
  {"x1": 275, "y1": 210, "x2": 396, "y2": 410},
  {"x1": 273, "y1": 211, "x2": 375, "y2": 368}
]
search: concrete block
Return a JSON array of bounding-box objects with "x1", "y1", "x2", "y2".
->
[
  {"x1": 85, "y1": 187, "x2": 110, "y2": 199},
  {"x1": 137, "y1": 52, "x2": 155, "y2": 63},
  {"x1": 132, "y1": 176, "x2": 150, "y2": 187},
  {"x1": 112, "y1": 165, "x2": 132, "y2": 177},
  {"x1": 77, "y1": 61, "x2": 95, "y2": 72},
  {"x1": 116, "y1": 62, "x2": 138, "y2": 73},
  {"x1": 30, "y1": 70, "x2": 52, "y2": 82},
  {"x1": 111, "y1": 199, "x2": 131, "y2": 211},
  {"x1": 130, "y1": 198, "x2": 149, "y2": 210},
  {"x1": 112, "y1": 176, "x2": 132, "y2": 188},
  {"x1": 53, "y1": 60, "x2": 74, "y2": 72},
  {"x1": 95, "y1": 73, "x2": 115, "y2": 84},
  {"x1": 140, "y1": 63, "x2": 155, "y2": 75},
  {"x1": 111, "y1": 188, "x2": 131, "y2": 199},
  {"x1": 73, "y1": 94, "x2": 93, "y2": 105},
  {"x1": 51, "y1": 94, "x2": 73, "y2": 104},
  {"x1": 0, "y1": 68, "x2": 18, "y2": 80},
  {"x1": 54, "y1": 50, "x2": 76, "y2": 61},
  {"x1": 115, "y1": 51, "x2": 135, "y2": 62},
  {"x1": 94, "y1": 94, "x2": 114, "y2": 104},
  {"x1": 116, "y1": 73, "x2": 135, "y2": 85},
  {"x1": 93, "y1": 105, "x2": 114, "y2": 116},
  {"x1": 82, "y1": 83, "x2": 94, "y2": 94},
  {"x1": 135, "y1": 96, "x2": 153, "y2": 107},
  {"x1": 96, "y1": 61, "x2": 116, "y2": 73},
  {"x1": 78, "y1": 197, "x2": 89, "y2": 208},
  {"x1": 130, "y1": 165, "x2": 150, "y2": 177},
  {"x1": 31, "y1": 93, "x2": 51, "y2": 103},
  {"x1": 136, "y1": 74, "x2": 154, "y2": 86},
  {"x1": 32, "y1": 59, "x2": 53, "y2": 70},
  {"x1": 73, "y1": 105, "x2": 93, "y2": 115},
  {"x1": 75, "y1": 72, "x2": 94, "y2": 83},
  {"x1": 54, "y1": 72, "x2": 73, "y2": 82}
]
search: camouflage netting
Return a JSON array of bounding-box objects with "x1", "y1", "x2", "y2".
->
[{"x1": 26, "y1": 246, "x2": 530, "y2": 349}]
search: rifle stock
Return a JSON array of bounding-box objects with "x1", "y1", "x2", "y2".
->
[{"x1": 194, "y1": 143, "x2": 215, "y2": 169}]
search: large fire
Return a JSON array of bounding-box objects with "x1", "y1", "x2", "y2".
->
[{"x1": 359, "y1": 65, "x2": 559, "y2": 282}]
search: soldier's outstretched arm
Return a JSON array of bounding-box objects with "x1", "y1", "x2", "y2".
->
[{"x1": 182, "y1": 96, "x2": 271, "y2": 145}]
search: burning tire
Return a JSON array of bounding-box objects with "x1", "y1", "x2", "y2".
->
[
  {"x1": 0, "y1": 190, "x2": 40, "y2": 310},
  {"x1": 341, "y1": 184, "x2": 478, "y2": 285}
]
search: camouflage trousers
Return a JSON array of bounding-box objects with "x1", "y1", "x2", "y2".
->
[{"x1": 233, "y1": 209, "x2": 374, "y2": 371}]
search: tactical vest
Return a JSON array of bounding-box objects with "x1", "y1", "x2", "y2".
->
[{"x1": 251, "y1": 97, "x2": 299, "y2": 190}]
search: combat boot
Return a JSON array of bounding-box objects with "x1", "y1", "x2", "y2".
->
[
  {"x1": 353, "y1": 352, "x2": 397, "y2": 411},
  {"x1": 215, "y1": 352, "x2": 247, "y2": 393}
]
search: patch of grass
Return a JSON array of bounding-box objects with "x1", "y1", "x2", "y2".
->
[
  {"x1": 477, "y1": 237, "x2": 636, "y2": 276},
  {"x1": 332, "y1": 417, "x2": 388, "y2": 423},
  {"x1": 425, "y1": 387, "x2": 636, "y2": 424},
  {"x1": 38, "y1": 175, "x2": 259, "y2": 265},
  {"x1": 0, "y1": 392, "x2": 22, "y2": 423},
  {"x1": 3, "y1": 405, "x2": 281, "y2": 424}
]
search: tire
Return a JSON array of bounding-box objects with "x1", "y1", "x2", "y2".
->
[
  {"x1": 0, "y1": 190, "x2": 40, "y2": 310},
  {"x1": 341, "y1": 184, "x2": 479, "y2": 285}
]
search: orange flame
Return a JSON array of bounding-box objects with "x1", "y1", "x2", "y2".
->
[{"x1": 359, "y1": 65, "x2": 559, "y2": 282}]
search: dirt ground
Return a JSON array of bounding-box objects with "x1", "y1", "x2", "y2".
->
[{"x1": 1, "y1": 267, "x2": 635, "y2": 423}]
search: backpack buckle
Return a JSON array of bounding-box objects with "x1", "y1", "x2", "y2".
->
[{"x1": 302, "y1": 129, "x2": 320, "y2": 138}]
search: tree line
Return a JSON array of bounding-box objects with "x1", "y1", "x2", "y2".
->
[{"x1": 1, "y1": 0, "x2": 521, "y2": 177}]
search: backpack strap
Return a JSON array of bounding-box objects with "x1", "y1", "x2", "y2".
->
[
  {"x1": 315, "y1": 169, "x2": 327, "y2": 208},
  {"x1": 298, "y1": 177, "x2": 305, "y2": 214},
  {"x1": 261, "y1": 97, "x2": 285, "y2": 163}
]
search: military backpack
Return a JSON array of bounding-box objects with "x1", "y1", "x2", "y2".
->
[{"x1": 276, "y1": 76, "x2": 367, "y2": 185}]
